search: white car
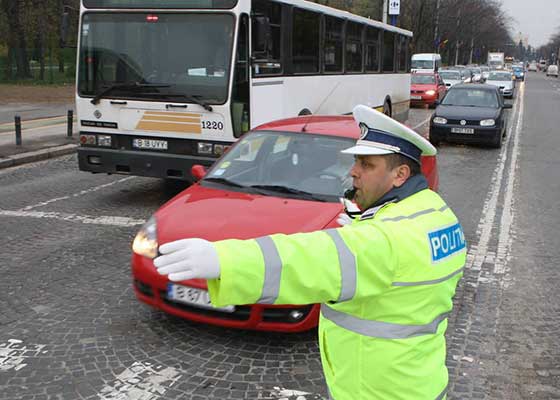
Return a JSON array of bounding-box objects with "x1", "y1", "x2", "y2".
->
[
  {"x1": 546, "y1": 65, "x2": 559, "y2": 77},
  {"x1": 486, "y1": 70, "x2": 515, "y2": 98},
  {"x1": 439, "y1": 70, "x2": 464, "y2": 88}
]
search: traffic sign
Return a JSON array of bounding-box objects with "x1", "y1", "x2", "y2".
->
[{"x1": 389, "y1": 0, "x2": 400, "y2": 15}]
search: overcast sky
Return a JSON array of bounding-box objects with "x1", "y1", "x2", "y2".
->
[{"x1": 501, "y1": 0, "x2": 560, "y2": 47}]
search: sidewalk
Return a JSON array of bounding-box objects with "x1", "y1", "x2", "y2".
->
[{"x1": 0, "y1": 110, "x2": 78, "y2": 169}]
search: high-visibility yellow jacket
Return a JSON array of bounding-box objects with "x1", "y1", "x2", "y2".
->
[{"x1": 208, "y1": 188, "x2": 466, "y2": 399}]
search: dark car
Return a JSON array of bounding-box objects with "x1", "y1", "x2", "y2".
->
[{"x1": 429, "y1": 84, "x2": 512, "y2": 148}]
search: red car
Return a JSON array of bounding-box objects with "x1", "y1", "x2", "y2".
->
[
  {"x1": 410, "y1": 72, "x2": 447, "y2": 107},
  {"x1": 131, "y1": 115, "x2": 439, "y2": 332}
]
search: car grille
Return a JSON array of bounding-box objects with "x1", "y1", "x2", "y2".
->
[
  {"x1": 411, "y1": 90, "x2": 424, "y2": 94},
  {"x1": 446, "y1": 119, "x2": 480, "y2": 126}
]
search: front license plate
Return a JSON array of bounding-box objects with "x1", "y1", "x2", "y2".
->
[
  {"x1": 132, "y1": 138, "x2": 168, "y2": 150},
  {"x1": 411, "y1": 95, "x2": 422, "y2": 100},
  {"x1": 451, "y1": 127, "x2": 474, "y2": 134},
  {"x1": 167, "y1": 284, "x2": 235, "y2": 313}
]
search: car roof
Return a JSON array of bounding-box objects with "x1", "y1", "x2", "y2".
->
[
  {"x1": 254, "y1": 115, "x2": 360, "y2": 139},
  {"x1": 449, "y1": 83, "x2": 498, "y2": 91}
]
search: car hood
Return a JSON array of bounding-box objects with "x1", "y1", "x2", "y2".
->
[
  {"x1": 435, "y1": 105, "x2": 500, "y2": 120},
  {"x1": 443, "y1": 79, "x2": 462, "y2": 85},
  {"x1": 155, "y1": 184, "x2": 343, "y2": 244}
]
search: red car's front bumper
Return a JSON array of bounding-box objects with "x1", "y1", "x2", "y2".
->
[
  {"x1": 410, "y1": 93, "x2": 438, "y2": 106},
  {"x1": 131, "y1": 253, "x2": 319, "y2": 332}
]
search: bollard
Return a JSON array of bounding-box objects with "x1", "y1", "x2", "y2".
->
[
  {"x1": 15, "y1": 115, "x2": 22, "y2": 146},
  {"x1": 67, "y1": 110, "x2": 73, "y2": 137}
]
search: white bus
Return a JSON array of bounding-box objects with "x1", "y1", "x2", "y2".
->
[{"x1": 74, "y1": 0, "x2": 412, "y2": 180}]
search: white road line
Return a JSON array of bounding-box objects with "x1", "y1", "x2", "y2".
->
[
  {"x1": 412, "y1": 115, "x2": 432, "y2": 131},
  {"x1": 98, "y1": 361, "x2": 182, "y2": 400},
  {"x1": 0, "y1": 209, "x2": 145, "y2": 227},
  {"x1": 494, "y1": 82, "x2": 525, "y2": 275},
  {"x1": 20, "y1": 176, "x2": 137, "y2": 211},
  {"x1": 464, "y1": 83, "x2": 523, "y2": 285},
  {"x1": 0, "y1": 339, "x2": 47, "y2": 372}
]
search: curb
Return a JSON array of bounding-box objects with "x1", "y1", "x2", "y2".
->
[{"x1": 0, "y1": 144, "x2": 77, "y2": 170}]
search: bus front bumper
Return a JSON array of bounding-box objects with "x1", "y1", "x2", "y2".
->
[{"x1": 78, "y1": 147, "x2": 218, "y2": 180}]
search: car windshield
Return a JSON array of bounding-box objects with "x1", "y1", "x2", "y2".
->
[
  {"x1": 202, "y1": 131, "x2": 355, "y2": 201},
  {"x1": 411, "y1": 74, "x2": 436, "y2": 84},
  {"x1": 440, "y1": 71, "x2": 461, "y2": 80},
  {"x1": 78, "y1": 13, "x2": 234, "y2": 103},
  {"x1": 441, "y1": 89, "x2": 499, "y2": 108},
  {"x1": 411, "y1": 60, "x2": 435, "y2": 69},
  {"x1": 487, "y1": 72, "x2": 511, "y2": 81},
  {"x1": 471, "y1": 68, "x2": 481, "y2": 74}
]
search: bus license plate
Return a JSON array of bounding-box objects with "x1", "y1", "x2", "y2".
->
[
  {"x1": 167, "y1": 284, "x2": 235, "y2": 313},
  {"x1": 132, "y1": 138, "x2": 168, "y2": 150},
  {"x1": 411, "y1": 95, "x2": 422, "y2": 100},
  {"x1": 451, "y1": 127, "x2": 474, "y2": 134}
]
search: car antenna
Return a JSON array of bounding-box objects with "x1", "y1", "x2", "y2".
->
[{"x1": 300, "y1": 81, "x2": 341, "y2": 132}]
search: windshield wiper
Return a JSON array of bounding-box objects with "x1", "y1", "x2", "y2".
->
[
  {"x1": 90, "y1": 82, "x2": 171, "y2": 105},
  {"x1": 161, "y1": 93, "x2": 213, "y2": 112},
  {"x1": 203, "y1": 177, "x2": 245, "y2": 188},
  {"x1": 249, "y1": 184, "x2": 328, "y2": 202}
]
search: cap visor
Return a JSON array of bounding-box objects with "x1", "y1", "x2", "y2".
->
[{"x1": 341, "y1": 145, "x2": 395, "y2": 155}]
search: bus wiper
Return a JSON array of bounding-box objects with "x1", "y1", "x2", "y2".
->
[
  {"x1": 249, "y1": 184, "x2": 328, "y2": 201},
  {"x1": 162, "y1": 93, "x2": 213, "y2": 112},
  {"x1": 203, "y1": 177, "x2": 245, "y2": 187},
  {"x1": 90, "y1": 82, "x2": 171, "y2": 105}
]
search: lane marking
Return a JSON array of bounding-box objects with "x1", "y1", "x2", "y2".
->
[
  {"x1": 19, "y1": 176, "x2": 137, "y2": 211},
  {"x1": 464, "y1": 82, "x2": 523, "y2": 285},
  {"x1": 494, "y1": 82, "x2": 525, "y2": 275},
  {"x1": 98, "y1": 361, "x2": 181, "y2": 400},
  {"x1": 0, "y1": 339, "x2": 47, "y2": 372},
  {"x1": 0, "y1": 209, "x2": 145, "y2": 227},
  {"x1": 412, "y1": 115, "x2": 432, "y2": 131}
]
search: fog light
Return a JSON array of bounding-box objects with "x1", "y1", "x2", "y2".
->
[
  {"x1": 198, "y1": 142, "x2": 213, "y2": 155},
  {"x1": 289, "y1": 310, "x2": 304, "y2": 320},
  {"x1": 88, "y1": 155, "x2": 101, "y2": 165},
  {"x1": 97, "y1": 135, "x2": 112, "y2": 147}
]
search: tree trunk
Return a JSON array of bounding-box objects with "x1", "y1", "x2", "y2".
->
[{"x1": 1, "y1": 0, "x2": 32, "y2": 79}]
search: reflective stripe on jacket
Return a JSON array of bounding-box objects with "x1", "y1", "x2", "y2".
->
[{"x1": 207, "y1": 188, "x2": 466, "y2": 399}]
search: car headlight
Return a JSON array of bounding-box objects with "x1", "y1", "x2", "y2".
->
[
  {"x1": 433, "y1": 117, "x2": 447, "y2": 124},
  {"x1": 480, "y1": 119, "x2": 495, "y2": 127},
  {"x1": 132, "y1": 216, "x2": 158, "y2": 259},
  {"x1": 425, "y1": 90, "x2": 436, "y2": 96}
]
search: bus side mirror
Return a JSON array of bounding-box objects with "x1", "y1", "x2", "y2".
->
[
  {"x1": 254, "y1": 16, "x2": 271, "y2": 53},
  {"x1": 191, "y1": 165, "x2": 208, "y2": 181}
]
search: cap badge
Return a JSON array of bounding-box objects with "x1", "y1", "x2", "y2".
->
[{"x1": 359, "y1": 123, "x2": 369, "y2": 139}]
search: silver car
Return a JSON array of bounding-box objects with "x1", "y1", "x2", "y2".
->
[
  {"x1": 439, "y1": 70, "x2": 464, "y2": 88},
  {"x1": 485, "y1": 70, "x2": 514, "y2": 98}
]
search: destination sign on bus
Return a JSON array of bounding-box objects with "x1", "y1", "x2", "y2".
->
[{"x1": 83, "y1": 0, "x2": 238, "y2": 9}]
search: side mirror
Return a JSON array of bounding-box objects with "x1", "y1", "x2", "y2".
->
[
  {"x1": 503, "y1": 103, "x2": 513, "y2": 109},
  {"x1": 60, "y1": 12, "x2": 70, "y2": 48},
  {"x1": 191, "y1": 165, "x2": 208, "y2": 181}
]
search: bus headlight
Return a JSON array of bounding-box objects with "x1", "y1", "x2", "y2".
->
[
  {"x1": 132, "y1": 216, "x2": 158, "y2": 259},
  {"x1": 433, "y1": 117, "x2": 447, "y2": 124},
  {"x1": 198, "y1": 142, "x2": 213, "y2": 155},
  {"x1": 480, "y1": 119, "x2": 495, "y2": 127}
]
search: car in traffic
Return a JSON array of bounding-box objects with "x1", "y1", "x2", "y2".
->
[
  {"x1": 131, "y1": 115, "x2": 439, "y2": 332},
  {"x1": 429, "y1": 84, "x2": 512, "y2": 148},
  {"x1": 512, "y1": 66, "x2": 525, "y2": 81},
  {"x1": 439, "y1": 69, "x2": 464, "y2": 88},
  {"x1": 485, "y1": 70, "x2": 515, "y2": 98},
  {"x1": 410, "y1": 72, "x2": 447, "y2": 107},
  {"x1": 528, "y1": 62, "x2": 538, "y2": 72},
  {"x1": 546, "y1": 64, "x2": 559, "y2": 77}
]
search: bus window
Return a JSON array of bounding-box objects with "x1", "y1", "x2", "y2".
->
[
  {"x1": 292, "y1": 8, "x2": 320, "y2": 74},
  {"x1": 251, "y1": 0, "x2": 282, "y2": 76},
  {"x1": 323, "y1": 16, "x2": 343, "y2": 73},
  {"x1": 365, "y1": 27, "x2": 380, "y2": 72},
  {"x1": 383, "y1": 30, "x2": 395, "y2": 72},
  {"x1": 345, "y1": 21, "x2": 364, "y2": 73}
]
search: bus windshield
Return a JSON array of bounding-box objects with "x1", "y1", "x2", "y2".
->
[
  {"x1": 411, "y1": 60, "x2": 434, "y2": 69},
  {"x1": 78, "y1": 13, "x2": 235, "y2": 104}
]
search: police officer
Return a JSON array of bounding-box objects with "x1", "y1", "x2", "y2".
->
[{"x1": 153, "y1": 105, "x2": 467, "y2": 400}]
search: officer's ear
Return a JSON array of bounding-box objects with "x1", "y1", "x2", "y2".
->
[{"x1": 392, "y1": 164, "x2": 411, "y2": 188}]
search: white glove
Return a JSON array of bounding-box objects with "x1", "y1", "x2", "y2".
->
[
  {"x1": 153, "y1": 238, "x2": 221, "y2": 282},
  {"x1": 336, "y1": 213, "x2": 353, "y2": 226}
]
